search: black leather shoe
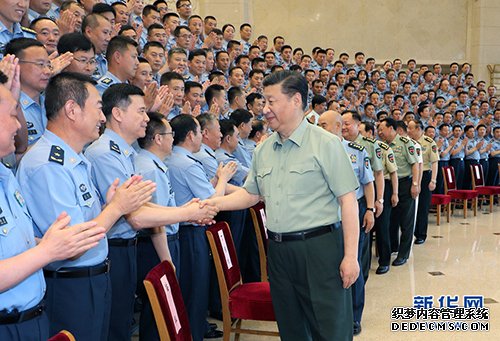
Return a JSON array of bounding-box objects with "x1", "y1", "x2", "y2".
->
[
  {"x1": 376, "y1": 265, "x2": 390, "y2": 274},
  {"x1": 353, "y1": 321, "x2": 362, "y2": 336},
  {"x1": 392, "y1": 257, "x2": 407, "y2": 266},
  {"x1": 208, "y1": 322, "x2": 217, "y2": 330},
  {"x1": 414, "y1": 238, "x2": 425, "y2": 245},
  {"x1": 204, "y1": 328, "x2": 223, "y2": 338}
]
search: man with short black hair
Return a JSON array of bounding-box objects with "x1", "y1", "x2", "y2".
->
[
  {"x1": 203, "y1": 71, "x2": 360, "y2": 340},
  {"x1": 5, "y1": 38, "x2": 50, "y2": 145},
  {"x1": 82, "y1": 13, "x2": 112, "y2": 79},
  {"x1": 96, "y1": 36, "x2": 139, "y2": 94}
]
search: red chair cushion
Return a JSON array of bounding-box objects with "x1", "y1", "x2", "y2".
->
[
  {"x1": 229, "y1": 282, "x2": 275, "y2": 321},
  {"x1": 475, "y1": 186, "x2": 500, "y2": 195},
  {"x1": 431, "y1": 194, "x2": 452, "y2": 205},
  {"x1": 447, "y1": 189, "x2": 479, "y2": 200}
]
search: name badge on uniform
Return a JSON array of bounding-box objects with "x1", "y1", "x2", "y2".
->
[
  {"x1": 82, "y1": 192, "x2": 92, "y2": 201},
  {"x1": 14, "y1": 190, "x2": 25, "y2": 207}
]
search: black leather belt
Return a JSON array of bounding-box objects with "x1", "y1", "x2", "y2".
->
[
  {"x1": 0, "y1": 301, "x2": 45, "y2": 324},
  {"x1": 398, "y1": 176, "x2": 412, "y2": 182},
  {"x1": 267, "y1": 223, "x2": 340, "y2": 243},
  {"x1": 108, "y1": 237, "x2": 137, "y2": 247},
  {"x1": 44, "y1": 260, "x2": 109, "y2": 279},
  {"x1": 167, "y1": 233, "x2": 179, "y2": 242}
]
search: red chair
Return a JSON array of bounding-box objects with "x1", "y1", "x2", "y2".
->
[
  {"x1": 47, "y1": 330, "x2": 75, "y2": 341},
  {"x1": 431, "y1": 194, "x2": 451, "y2": 225},
  {"x1": 442, "y1": 166, "x2": 478, "y2": 218},
  {"x1": 248, "y1": 202, "x2": 268, "y2": 282},
  {"x1": 470, "y1": 163, "x2": 500, "y2": 213},
  {"x1": 143, "y1": 261, "x2": 192, "y2": 341},
  {"x1": 206, "y1": 222, "x2": 279, "y2": 341}
]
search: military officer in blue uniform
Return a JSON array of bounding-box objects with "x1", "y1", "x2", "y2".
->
[
  {"x1": 318, "y1": 110, "x2": 375, "y2": 336},
  {"x1": 166, "y1": 114, "x2": 236, "y2": 341},
  {"x1": 463, "y1": 125, "x2": 482, "y2": 189},
  {"x1": 16, "y1": 72, "x2": 157, "y2": 341},
  {"x1": 193, "y1": 113, "x2": 222, "y2": 180},
  {"x1": 487, "y1": 126, "x2": 500, "y2": 185},
  {"x1": 476, "y1": 124, "x2": 492, "y2": 180},
  {"x1": 82, "y1": 14, "x2": 111, "y2": 79},
  {"x1": 0, "y1": 71, "x2": 106, "y2": 341},
  {"x1": 449, "y1": 125, "x2": 467, "y2": 189},
  {"x1": 215, "y1": 120, "x2": 249, "y2": 187},
  {"x1": 85, "y1": 84, "x2": 217, "y2": 341},
  {"x1": 5, "y1": 38, "x2": 51, "y2": 146},
  {"x1": 96, "y1": 36, "x2": 139, "y2": 94},
  {"x1": 135, "y1": 112, "x2": 180, "y2": 341},
  {"x1": 0, "y1": 1, "x2": 36, "y2": 58},
  {"x1": 230, "y1": 109, "x2": 254, "y2": 168}
]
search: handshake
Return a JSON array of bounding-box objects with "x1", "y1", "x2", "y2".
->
[{"x1": 183, "y1": 198, "x2": 222, "y2": 225}]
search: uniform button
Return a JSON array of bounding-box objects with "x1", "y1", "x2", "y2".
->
[{"x1": 2, "y1": 228, "x2": 7, "y2": 234}]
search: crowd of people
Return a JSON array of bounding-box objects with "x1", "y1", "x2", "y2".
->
[{"x1": 0, "y1": 0, "x2": 500, "y2": 340}]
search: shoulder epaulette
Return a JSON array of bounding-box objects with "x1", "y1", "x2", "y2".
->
[
  {"x1": 110, "y1": 141, "x2": 121, "y2": 154},
  {"x1": 400, "y1": 136, "x2": 409, "y2": 143},
  {"x1": 1, "y1": 161, "x2": 12, "y2": 169},
  {"x1": 100, "y1": 78, "x2": 113, "y2": 85},
  {"x1": 348, "y1": 141, "x2": 365, "y2": 151},
  {"x1": 378, "y1": 141, "x2": 390, "y2": 150},
  {"x1": 362, "y1": 136, "x2": 377, "y2": 144},
  {"x1": 153, "y1": 160, "x2": 166, "y2": 173},
  {"x1": 48, "y1": 145, "x2": 64, "y2": 165},
  {"x1": 424, "y1": 136, "x2": 434, "y2": 143},
  {"x1": 21, "y1": 26, "x2": 36, "y2": 35}
]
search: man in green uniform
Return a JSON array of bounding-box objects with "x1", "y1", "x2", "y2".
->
[
  {"x1": 408, "y1": 120, "x2": 439, "y2": 244},
  {"x1": 203, "y1": 71, "x2": 360, "y2": 341},
  {"x1": 378, "y1": 118, "x2": 419, "y2": 266},
  {"x1": 359, "y1": 122, "x2": 399, "y2": 274}
]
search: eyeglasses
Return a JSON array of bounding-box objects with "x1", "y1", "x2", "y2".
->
[
  {"x1": 18, "y1": 60, "x2": 53, "y2": 71},
  {"x1": 157, "y1": 131, "x2": 175, "y2": 137},
  {"x1": 178, "y1": 4, "x2": 192, "y2": 8},
  {"x1": 73, "y1": 57, "x2": 97, "y2": 66}
]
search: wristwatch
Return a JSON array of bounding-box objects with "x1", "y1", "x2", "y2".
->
[
  {"x1": 377, "y1": 198, "x2": 384, "y2": 204},
  {"x1": 431, "y1": 179, "x2": 437, "y2": 184},
  {"x1": 366, "y1": 207, "x2": 375, "y2": 212},
  {"x1": 412, "y1": 181, "x2": 418, "y2": 186}
]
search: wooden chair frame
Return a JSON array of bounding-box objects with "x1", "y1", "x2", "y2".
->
[
  {"x1": 206, "y1": 222, "x2": 279, "y2": 341},
  {"x1": 442, "y1": 167, "x2": 477, "y2": 218},
  {"x1": 249, "y1": 203, "x2": 268, "y2": 282},
  {"x1": 471, "y1": 163, "x2": 499, "y2": 213},
  {"x1": 143, "y1": 261, "x2": 192, "y2": 341}
]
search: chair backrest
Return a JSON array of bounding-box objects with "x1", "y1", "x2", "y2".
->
[
  {"x1": 47, "y1": 330, "x2": 75, "y2": 341},
  {"x1": 206, "y1": 221, "x2": 242, "y2": 298},
  {"x1": 249, "y1": 202, "x2": 269, "y2": 282},
  {"x1": 470, "y1": 163, "x2": 485, "y2": 188},
  {"x1": 144, "y1": 261, "x2": 192, "y2": 341},
  {"x1": 442, "y1": 165, "x2": 457, "y2": 192}
]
